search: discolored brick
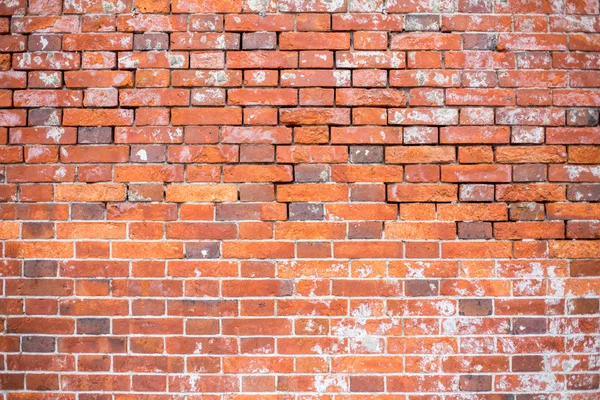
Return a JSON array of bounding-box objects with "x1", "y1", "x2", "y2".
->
[
  {"x1": 512, "y1": 318, "x2": 547, "y2": 335},
  {"x1": 27, "y1": 35, "x2": 62, "y2": 51},
  {"x1": 71, "y1": 203, "x2": 105, "y2": 220},
  {"x1": 459, "y1": 375, "x2": 492, "y2": 391},
  {"x1": 348, "y1": 221, "x2": 382, "y2": 239},
  {"x1": 567, "y1": 298, "x2": 599, "y2": 315},
  {"x1": 22, "y1": 336, "x2": 55, "y2": 353},
  {"x1": 513, "y1": 164, "x2": 547, "y2": 182},
  {"x1": 459, "y1": 299, "x2": 493, "y2": 316},
  {"x1": 77, "y1": 318, "x2": 110, "y2": 335},
  {"x1": 512, "y1": 355, "x2": 544, "y2": 372},
  {"x1": 185, "y1": 242, "x2": 220, "y2": 259},
  {"x1": 78, "y1": 127, "x2": 112, "y2": 144},
  {"x1": 509, "y1": 202, "x2": 545, "y2": 221},
  {"x1": 567, "y1": 109, "x2": 599, "y2": 126},
  {"x1": 28, "y1": 108, "x2": 61, "y2": 126},
  {"x1": 289, "y1": 203, "x2": 323, "y2": 221},
  {"x1": 0, "y1": 3, "x2": 595, "y2": 397},
  {"x1": 405, "y1": 280, "x2": 439, "y2": 297},
  {"x1": 459, "y1": 184, "x2": 494, "y2": 202},
  {"x1": 350, "y1": 375, "x2": 384, "y2": 392},
  {"x1": 24, "y1": 260, "x2": 57, "y2": 277},
  {"x1": 463, "y1": 33, "x2": 497, "y2": 50},
  {"x1": 349, "y1": 146, "x2": 384, "y2": 164},
  {"x1": 458, "y1": 222, "x2": 492, "y2": 239},
  {"x1": 405, "y1": 15, "x2": 439, "y2": 31},
  {"x1": 133, "y1": 33, "x2": 169, "y2": 51},
  {"x1": 294, "y1": 164, "x2": 330, "y2": 183},
  {"x1": 242, "y1": 32, "x2": 277, "y2": 50}
]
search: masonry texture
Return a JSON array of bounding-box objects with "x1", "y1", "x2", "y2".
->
[{"x1": 0, "y1": 0, "x2": 600, "y2": 398}]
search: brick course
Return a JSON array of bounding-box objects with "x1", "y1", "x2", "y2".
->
[{"x1": 0, "y1": 0, "x2": 599, "y2": 398}]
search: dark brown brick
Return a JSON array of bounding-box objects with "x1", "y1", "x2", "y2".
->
[
  {"x1": 512, "y1": 355, "x2": 544, "y2": 372},
  {"x1": 567, "y1": 184, "x2": 600, "y2": 202},
  {"x1": 405, "y1": 15, "x2": 439, "y2": 31},
  {"x1": 463, "y1": 33, "x2": 497, "y2": 50},
  {"x1": 28, "y1": 108, "x2": 61, "y2": 126},
  {"x1": 405, "y1": 279, "x2": 439, "y2": 297},
  {"x1": 459, "y1": 299, "x2": 493, "y2": 316},
  {"x1": 459, "y1": 375, "x2": 492, "y2": 391},
  {"x1": 567, "y1": 109, "x2": 599, "y2": 126},
  {"x1": 288, "y1": 203, "x2": 323, "y2": 221},
  {"x1": 185, "y1": 242, "x2": 220, "y2": 259},
  {"x1": 24, "y1": 260, "x2": 58, "y2": 278},
  {"x1": 350, "y1": 184, "x2": 386, "y2": 202},
  {"x1": 22, "y1": 336, "x2": 55, "y2": 353},
  {"x1": 77, "y1": 318, "x2": 110, "y2": 335},
  {"x1": 294, "y1": 164, "x2": 330, "y2": 183},
  {"x1": 78, "y1": 127, "x2": 112, "y2": 144},
  {"x1": 513, "y1": 165, "x2": 547, "y2": 182},
  {"x1": 458, "y1": 222, "x2": 492, "y2": 239},
  {"x1": 22, "y1": 222, "x2": 54, "y2": 239},
  {"x1": 348, "y1": 221, "x2": 382, "y2": 239},
  {"x1": 133, "y1": 33, "x2": 169, "y2": 51},
  {"x1": 512, "y1": 318, "x2": 547, "y2": 335},
  {"x1": 28, "y1": 35, "x2": 62, "y2": 51},
  {"x1": 71, "y1": 203, "x2": 105, "y2": 220},
  {"x1": 509, "y1": 202, "x2": 545, "y2": 221},
  {"x1": 350, "y1": 146, "x2": 384, "y2": 164},
  {"x1": 242, "y1": 32, "x2": 277, "y2": 50}
]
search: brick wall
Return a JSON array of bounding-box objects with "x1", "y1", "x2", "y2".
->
[{"x1": 1, "y1": 0, "x2": 599, "y2": 398}]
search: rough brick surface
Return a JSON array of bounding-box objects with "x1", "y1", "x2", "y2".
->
[{"x1": 0, "y1": 0, "x2": 599, "y2": 398}]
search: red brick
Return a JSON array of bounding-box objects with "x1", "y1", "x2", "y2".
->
[
  {"x1": 334, "y1": 241, "x2": 403, "y2": 258},
  {"x1": 447, "y1": 88, "x2": 516, "y2": 106},
  {"x1": 171, "y1": 0, "x2": 242, "y2": 13},
  {"x1": 389, "y1": 108, "x2": 458, "y2": 125},
  {"x1": 119, "y1": 89, "x2": 189, "y2": 107},
  {"x1": 63, "y1": 109, "x2": 133, "y2": 126},
  {"x1": 0, "y1": 3, "x2": 595, "y2": 397},
  {"x1": 337, "y1": 51, "x2": 406, "y2": 69},
  {"x1": 331, "y1": 165, "x2": 402, "y2": 182},
  {"x1": 280, "y1": 108, "x2": 350, "y2": 125},
  {"x1": 497, "y1": 184, "x2": 567, "y2": 202},
  {"x1": 14, "y1": 90, "x2": 81, "y2": 107},
  {"x1": 229, "y1": 88, "x2": 297, "y2": 106},
  {"x1": 388, "y1": 183, "x2": 457, "y2": 202},
  {"x1": 391, "y1": 33, "x2": 461, "y2": 50},
  {"x1": 222, "y1": 241, "x2": 294, "y2": 259},
  {"x1": 333, "y1": 14, "x2": 402, "y2": 31},
  {"x1": 385, "y1": 222, "x2": 456, "y2": 240},
  {"x1": 337, "y1": 88, "x2": 407, "y2": 107},
  {"x1": 224, "y1": 165, "x2": 292, "y2": 182},
  {"x1": 354, "y1": 32, "x2": 388, "y2": 50},
  {"x1": 172, "y1": 108, "x2": 241, "y2": 126},
  {"x1": 390, "y1": 70, "x2": 460, "y2": 87},
  {"x1": 63, "y1": 34, "x2": 132, "y2": 51},
  {"x1": 443, "y1": 15, "x2": 511, "y2": 32},
  {"x1": 331, "y1": 127, "x2": 402, "y2": 144},
  {"x1": 441, "y1": 165, "x2": 512, "y2": 183},
  {"x1": 225, "y1": 14, "x2": 293, "y2": 31},
  {"x1": 64, "y1": 71, "x2": 133, "y2": 88}
]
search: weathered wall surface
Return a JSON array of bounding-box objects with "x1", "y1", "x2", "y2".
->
[{"x1": 0, "y1": 0, "x2": 599, "y2": 398}]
